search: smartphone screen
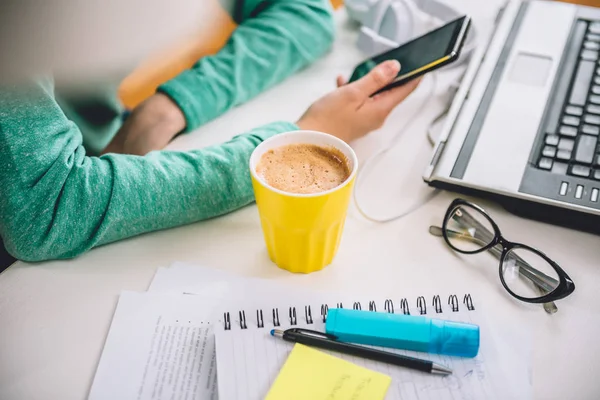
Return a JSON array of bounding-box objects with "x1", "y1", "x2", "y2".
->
[{"x1": 349, "y1": 16, "x2": 468, "y2": 84}]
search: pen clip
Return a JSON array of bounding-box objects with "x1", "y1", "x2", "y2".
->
[{"x1": 286, "y1": 328, "x2": 338, "y2": 341}]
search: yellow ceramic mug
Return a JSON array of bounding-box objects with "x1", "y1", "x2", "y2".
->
[{"x1": 249, "y1": 130, "x2": 358, "y2": 274}]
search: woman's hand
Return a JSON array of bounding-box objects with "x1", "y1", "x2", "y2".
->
[
  {"x1": 296, "y1": 60, "x2": 421, "y2": 143},
  {"x1": 102, "y1": 93, "x2": 186, "y2": 155}
]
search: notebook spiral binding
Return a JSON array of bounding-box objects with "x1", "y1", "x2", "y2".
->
[
  {"x1": 369, "y1": 301, "x2": 377, "y2": 311},
  {"x1": 384, "y1": 299, "x2": 394, "y2": 314},
  {"x1": 223, "y1": 294, "x2": 475, "y2": 330}
]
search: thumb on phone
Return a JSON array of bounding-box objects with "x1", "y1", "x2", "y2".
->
[{"x1": 347, "y1": 60, "x2": 401, "y2": 98}]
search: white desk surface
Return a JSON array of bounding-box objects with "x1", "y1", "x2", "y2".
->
[{"x1": 2, "y1": 3, "x2": 599, "y2": 400}]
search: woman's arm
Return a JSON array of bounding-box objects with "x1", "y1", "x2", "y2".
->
[
  {"x1": 159, "y1": 0, "x2": 335, "y2": 130},
  {"x1": 0, "y1": 79, "x2": 296, "y2": 262},
  {"x1": 1, "y1": 59, "x2": 415, "y2": 262},
  {"x1": 106, "y1": 0, "x2": 335, "y2": 155}
]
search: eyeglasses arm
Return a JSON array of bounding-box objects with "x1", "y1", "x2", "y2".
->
[
  {"x1": 433, "y1": 224, "x2": 557, "y2": 290},
  {"x1": 448, "y1": 212, "x2": 560, "y2": 291},
  {"x1": 429, "y1": 225, "x2": 558, "y2": 314}
]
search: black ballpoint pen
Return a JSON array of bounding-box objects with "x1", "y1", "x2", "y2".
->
[{"x1": 270, "y1": 327, "x2": 452, "y2": 375}]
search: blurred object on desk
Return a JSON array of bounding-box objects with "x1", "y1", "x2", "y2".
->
[
  {"x1": 118, "y1": 0, "x2": 237, "y2": 109},
  {"x1": 0, "y1": 0, "x2": 206, "y2": 86},
  {"x1": 557, "y1": 0, "x2": 600, "y2": 7},
  {"x1": 119, "y1": 0, "x2": 345, "y2": 109}
]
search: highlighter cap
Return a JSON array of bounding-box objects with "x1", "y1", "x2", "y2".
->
[{"x1": 429, "y1": 319, "x2": 480, "y2": 358}]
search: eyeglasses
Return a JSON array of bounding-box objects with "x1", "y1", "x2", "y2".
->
[{"x1": 429, "y1": 198, "x2": 575, "y2": 314}]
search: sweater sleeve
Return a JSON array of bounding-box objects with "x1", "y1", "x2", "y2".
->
[
  {"x1": 158, "y1": 0, "x2": 335, "y2": 131},
  {"x1": 0, "y1": 80, "x2": 297, "y2": 262}
]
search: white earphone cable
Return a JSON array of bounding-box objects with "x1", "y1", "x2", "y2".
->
[
  {"x1": 346, "y1": 0, "x2": 478, "y2": 223},
  {"x1": 353, "y1": 71, "x2": 457, "y2": 223}
]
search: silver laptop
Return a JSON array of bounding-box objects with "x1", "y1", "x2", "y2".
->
[{"x1": 424, "y1": 0, "x2": 600, "y2": 234}]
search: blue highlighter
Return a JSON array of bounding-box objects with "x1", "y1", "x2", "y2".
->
[{"x1": 325, "y1": 308, "x2": 480, "y2": 358}]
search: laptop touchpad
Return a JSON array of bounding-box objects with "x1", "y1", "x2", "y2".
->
[{"x1": 508, "y1": 52, "x2": 553, "y2": 87}]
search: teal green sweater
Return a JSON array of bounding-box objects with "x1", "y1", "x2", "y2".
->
[{"x1": 0, "y1": 0, "x2": 334, "y2": 262}]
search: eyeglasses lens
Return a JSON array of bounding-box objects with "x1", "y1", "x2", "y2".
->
[
  {"x1": 502, "y1": 247, "x2": 560, "y2": 299},
  {"x1": 445, "y1": 205, "x2": 495, "y2": 252}
]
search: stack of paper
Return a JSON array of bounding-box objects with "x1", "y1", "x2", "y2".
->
[{"x1": 87, "y1": 262, "x2": 532, "y2": 400}]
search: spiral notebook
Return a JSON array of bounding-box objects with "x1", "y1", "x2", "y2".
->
[{"x1": 215, "y1": 290, "x2": 531, "y2": 400}]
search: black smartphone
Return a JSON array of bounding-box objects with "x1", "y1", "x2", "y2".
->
[{"x1": 349, "y1": 15, "x2": 471, "y2": 95}]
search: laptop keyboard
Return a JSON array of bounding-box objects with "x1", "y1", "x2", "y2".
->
[{"x1": 537, "y1": 21, "x2": 600, "y2": 181}]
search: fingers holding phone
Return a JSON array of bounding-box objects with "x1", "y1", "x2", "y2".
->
[
  {"x1": 297, "y1": 60, "x2": 420, "y2": 143},
  {"x1": 343, "y1": 59, "x2": 421, "y2": 111}
]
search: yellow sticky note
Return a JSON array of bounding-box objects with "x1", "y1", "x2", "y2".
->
[{"x1": 265, "y1": 343, "x2": 391, "y2": 400}]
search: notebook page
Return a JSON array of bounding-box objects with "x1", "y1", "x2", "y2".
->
[
  {"x1": 88, "y1": 291, "x2": 226, "y2": 400},
  {"x1": 214, "y1": 292, "x2": 531, "y2": 400}
]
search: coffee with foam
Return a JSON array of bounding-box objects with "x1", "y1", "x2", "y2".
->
[{"x1": 256, "y1": 143, "x2": 350, "y2": 194}]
